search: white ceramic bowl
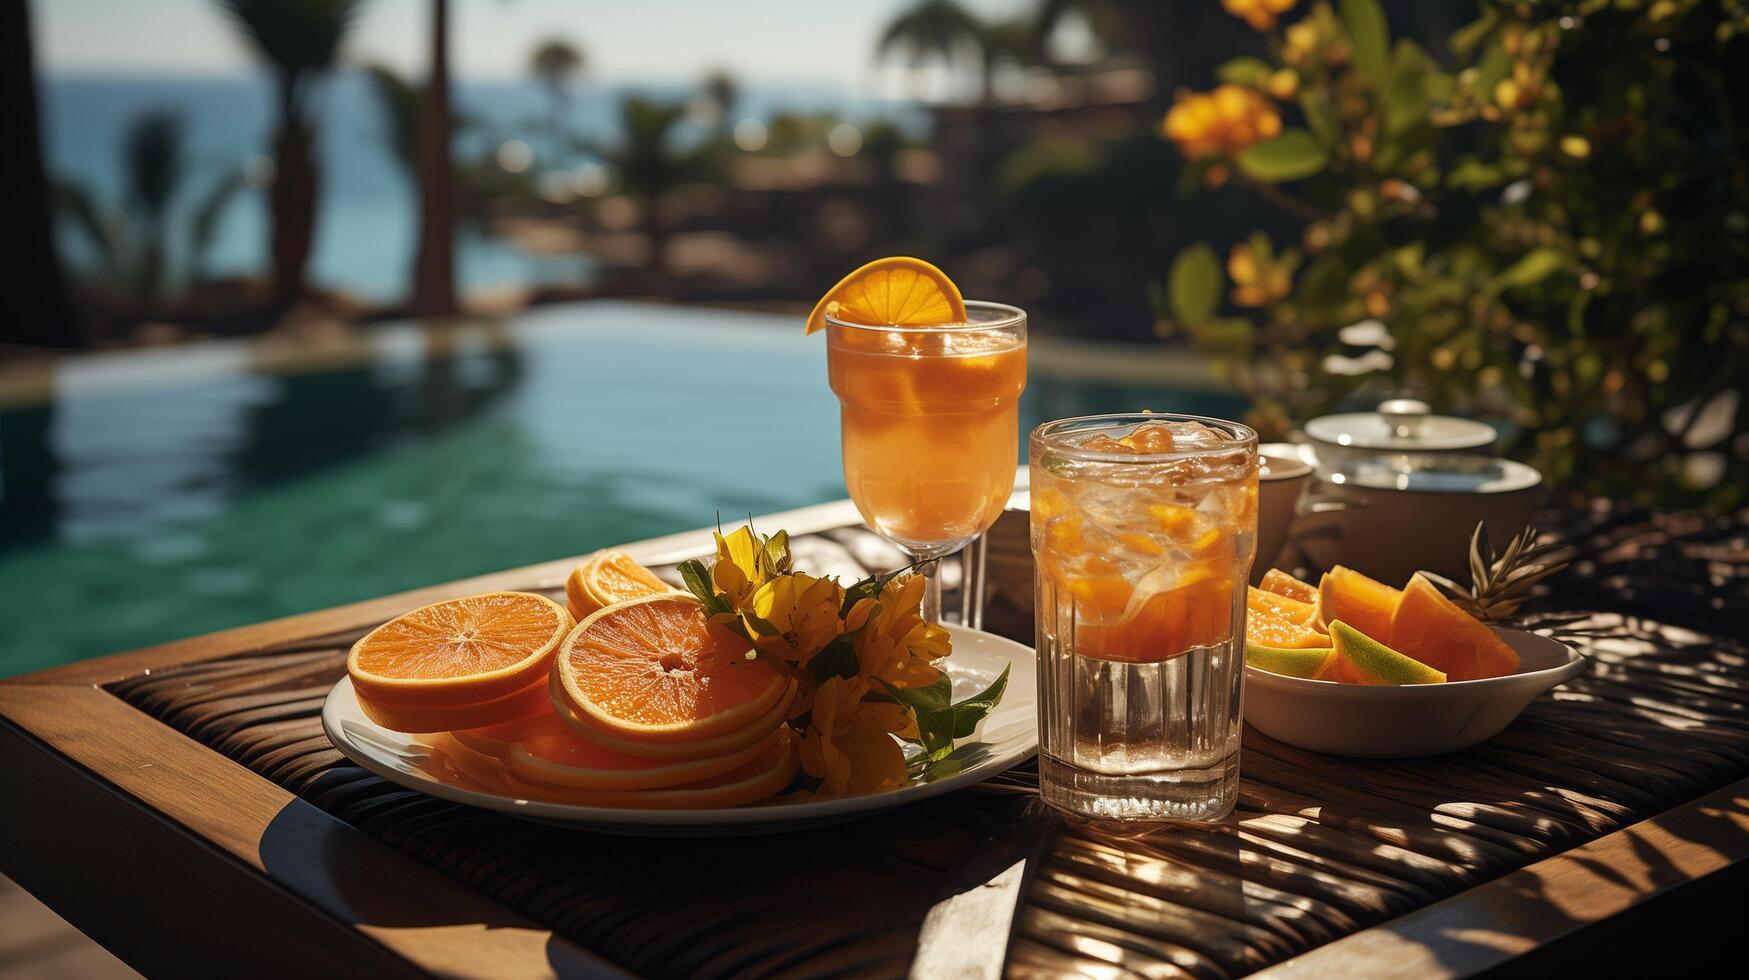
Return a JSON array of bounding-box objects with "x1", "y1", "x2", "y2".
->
[{"x1": 1243, "y1": 627, "x2": 1586, "y2": 758}]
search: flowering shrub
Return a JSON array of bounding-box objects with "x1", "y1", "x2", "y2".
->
[
  {"x1": 1158, "y1": 0, "x2": 1749, "y2": 509},
  {"x1": 677, "y1": 524, "x2": 1008, "y2": 793}
]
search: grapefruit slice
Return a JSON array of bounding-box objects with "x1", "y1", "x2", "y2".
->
[
  {"x1": 1245, "y1": 641, "x2": 1336, "y2": 678},
  {"x1": 1245, "y1": 586, "x2": 1327, "y2": 649},
  {"x1": 1077, "y1": 574, "x2": 1234, "y2": 663},
  {"x1": 1259, "y1": 568, "x2": 1317, "y2": 604},
  {"x1": 347, "y1": 591, "x2": 574, "y2": 731},
  {"x1": 565, "y1": 549, "x2": 673, "y2": 619},
  {"x1": 554, "y1": 594, "x2": 791, "y2": 744},
  {"x1": 549, "y1": 672, "x2": 795, "y2": 760},
  {"x1": 1315, "y1": 566, "x2": 1402, "y2": 641},
  {"x1": 805, "y1": 256, "x2": 966, "y2": 334},
  {"x1": 1390, "y1": 574, "x2": 1521, "y2": 680},
  {"x1": 1327, "y1": 620, "x2": 1446, "y2": 685}
]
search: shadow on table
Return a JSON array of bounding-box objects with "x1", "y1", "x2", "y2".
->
[{"x1": 256, "y1": 787, "x2": 1033, "y2": 978}]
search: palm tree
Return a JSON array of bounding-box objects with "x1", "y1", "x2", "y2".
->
[
  {"x1": 121, "y1": 112, "x2": 184, "y2": 302},
  {"x1": 413, "y1": 0, "x2": 457, "y2": 317},
  {"x1": 877, "y1": 0, "x2": 985, "y2": 103},
  {"x1": 3, "y1": 0, "x2": 77, "y2": 347},
  {"x1": 57, "y1": 110, "x2": 247, "y2": 306},
  {"x1": 363, "y1": 65, "x2": 421, "y2": 174},
  {"x1": 701, "y1": 68, "x2": 738, "y2": 130},
  {"x1": 220, "y1": 0, "x2": 360, "y2": 311},
  {"x1": 604, "y1": 96, "x2": 716, "y2": 278},
  {"x1": 529, "y1": 38, "x2": 583, "y2": 170}
]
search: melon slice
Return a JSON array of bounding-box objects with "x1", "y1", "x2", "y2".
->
[
  {"x1": 1327, "y1": 621, "x2": 1446, "y2": 685},
  {"x1": 1390, "y1": 574, "x2": 1521, "y2": 681},
  {"x1": 1259, "y1": 568, "x2": 1317, "y2": 604},
  {"x1": 1245, "y1": 587, "x2": 1327, "y2": 649},
  {"x1": 1315, "y1": 566, "x2": 1402, "y2": 642},
  {"x1": 1245, "y1": 641, "x2": 1335, "y2": 679}
]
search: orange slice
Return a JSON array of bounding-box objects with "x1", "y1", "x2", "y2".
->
[
  {"x1": 549, "y1": 672, "x2": 796, "y2": 760},
  {"x1": 455, "y1": 711, "x2": 786, "y2": 791},
  {"x1": 554, "y1": 594, "x2": 791, "y2": 744},
  {"x1": 1259, "y1": 568, "x2": 1317, "y2": 604},
  {"x1": 436, "y1": 728, "x2": 799, "y2": 810},
  {"x1": 355, "y1": 676, "x2": 553, "y2": 734},
  {"x1": 804, "y1": 256, "x2": 966, "y2": 334},
  {"x1": 348, "y1": 591, "x2": 573, "y2": 717},
  {"x1": 564, "y1": 549, "x2": 673, "y2": 619}
]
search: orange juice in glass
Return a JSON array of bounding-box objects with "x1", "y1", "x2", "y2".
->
[{"x1": 826, "y1": 302, "x2": 1028, "y2": 621}]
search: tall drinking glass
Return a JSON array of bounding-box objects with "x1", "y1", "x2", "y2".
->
[
  {"x1": 1029, "y1": 414, "x2": 1258, "y2": 820},
  {"x1": 826, "y1": 302, "x2": 1028, "y2": 623}
]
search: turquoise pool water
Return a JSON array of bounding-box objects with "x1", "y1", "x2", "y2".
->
[{"x1": 0, "y1": 303, "x2": 1240, "y2": 676}]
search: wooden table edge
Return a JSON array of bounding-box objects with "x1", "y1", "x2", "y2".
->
[{"x1": 1251, "y1": 775, "x2": 1749, "y2": 979}]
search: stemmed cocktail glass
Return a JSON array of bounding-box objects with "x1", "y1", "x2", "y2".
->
[{"x1": 826, "y1": 302, "x2": 1028, "y2": 624}]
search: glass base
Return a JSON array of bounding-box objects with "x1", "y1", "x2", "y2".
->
[{"x1": 1038, "y1": 751, "x2": 1238, "y2": 822}]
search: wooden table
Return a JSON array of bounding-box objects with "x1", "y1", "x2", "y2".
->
[{"x1": 3, "y1": 500, "x2": 1746, "y2": 978}]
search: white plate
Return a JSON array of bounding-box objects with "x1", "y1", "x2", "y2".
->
[
  {"x1": 321, "y1": 624, "x2": 1037, "y2": 836},
  {"x1": 1244, "y1": 627, "x2": 1586, "y2": 758}
]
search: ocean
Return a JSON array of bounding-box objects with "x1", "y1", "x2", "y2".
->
[{"x1": 39, "y1": 72, "x2": 929, "y2": 303}]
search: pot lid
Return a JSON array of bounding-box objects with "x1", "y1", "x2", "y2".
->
[
  {"x1": 1305, "y1": 399, "x2": 1497, "y2": 453},
  {"x1": 1327, "y1": 453, "x2": 1543, "y2": 494}
]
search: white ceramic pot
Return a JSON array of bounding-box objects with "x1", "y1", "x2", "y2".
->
[
  {"x1": 1255, "y1": 443, "x2": 1312, "y2": 581},
  {"x1": 1244, "y1": 627, "x2": 1586, "y2": 758},
  {"x1": 1293, "y1": 452, "x2": 1543, "y2": 585}
]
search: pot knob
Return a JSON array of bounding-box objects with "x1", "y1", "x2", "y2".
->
[{"x1": 1377, "y1": 398, "x2": 1430, "y2": 439}]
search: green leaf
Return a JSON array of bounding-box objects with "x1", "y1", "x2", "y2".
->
[
  {"x1": 878, "y1": 673, "x2": 956, "y2": 761},
  {"x1": 1215, "y1": 57, "x2": 1273, "y2": 86},
  {"x1": 1382, "y1": 40, "x2": 1430, "y2": 135},
  {"x1": 743, "y1": 613, "x2": 780, "y2": 637},
  {"x1": 676, "y1": 559, "x2": 716, "y2": 604},
  {"x1": 1449, "y1": 10, "x2": 1499, "y2": 58},
  {"x1": 1446, "y1": 156, "x2": 1505, "y2": 191},
  {"x1": 1340, "y1": 0, "x2": 1389, "y2": 79},
  {"x1": 949, "y1": 665, "x2": 1010, "y2": 738},
  {"x1": 1168, "y1": 244, "x2": 1222, "y2": 325},
  {"x1": 806, "y1": 635, "x2": 859, "y2": 685},
  {"x1": 1298, "y1": 92, "x2": 1338, "y2": 145},
  {"x1": 1474, "y1": 43, "x2": 1511, "y2": 94},
  {"x1": 1237, "y1": 130, "x2": 1328, "y2": 182},
  {"x1": 1494, "y1": 248, "x2": 1566, "y2": 291}
]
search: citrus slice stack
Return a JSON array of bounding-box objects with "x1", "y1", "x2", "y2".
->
[
  {"x1": 555, "y1": 593, "x2": 794, "y2": 748},
  {"x1": 564, "y1": 549, "x2": 674, "y2": 619},
  {"x1": 517, "y1": 592, "x2": 801, "y2": 807},
  {"x1": 804, "y1": 256, "x2": 966, "y2": 333},
  {"x1": 347, "y1": 591, "x2": 574, "y2": 733}
]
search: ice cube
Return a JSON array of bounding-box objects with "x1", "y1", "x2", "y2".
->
[{"x1": 1158, "y1": 420, "x2": 1226, "y2": 448}]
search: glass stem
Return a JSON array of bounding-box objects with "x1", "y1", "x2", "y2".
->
[
  {"x1": 918, "y1": 556, "x2": 943, "y2": 625},
  {"x1": 959, "y1": 533, "x2": 987, "y2": 631}
]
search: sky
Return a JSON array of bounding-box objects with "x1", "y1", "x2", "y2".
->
[{"x1": 34, "y1": 0, "x2": 1032, "y2": 89}]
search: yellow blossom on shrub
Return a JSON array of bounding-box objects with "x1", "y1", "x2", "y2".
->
[
  {"x1": 799, "y1": 675, "x2": 912, "y2": 794},
  {"x1": 745, "y1": 572, "x2": 844, "y2": 669},
  {"x1": 1221, "y1": 0, "x2": 1298, "y2": 32},
  {"x1": 1163, "y1": 84, "x2": 1282, "y2": 160},
  {"x1": 1228, "y1": 242, "x2": 1293, "y2": 307}
]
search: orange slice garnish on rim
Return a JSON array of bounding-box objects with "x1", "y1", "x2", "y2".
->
[{"x1": 804, "y1": 256, "x2": 966, "y2": 334}]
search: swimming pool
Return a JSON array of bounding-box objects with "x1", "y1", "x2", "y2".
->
[{"x1": 0, "y1": 302, "x2": 1240, "y2": 675}]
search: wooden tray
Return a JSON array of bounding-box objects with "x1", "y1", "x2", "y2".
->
[{"x1": 3, "y1": 501, "x2": 1746, "y2": 978}]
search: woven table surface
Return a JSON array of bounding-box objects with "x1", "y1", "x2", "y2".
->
[{"x1": 109, "y1": 504, "x2": 1749, "y2": 978}]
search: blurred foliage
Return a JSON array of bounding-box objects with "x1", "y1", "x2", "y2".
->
[
  {"x1": 56, "y1": 110, "x2": 246, "y2": 303},
  {"x1": 1159, "y1": 0, "x2": 1749, "y2": 510}
]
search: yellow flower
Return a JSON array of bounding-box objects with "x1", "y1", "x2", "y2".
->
[
  {"x1": 1227, "y1": 242, "x2": 1293, "y2": 307},
  {"x1": 710, "y1": 525, "x2": 788, "y2": 607},
  {"x1": 1162, "y1": 84, "x2": 1282, "y2": 160},
  {"x1": 745, "y1": 572, "x2": 844, "y2": 669},
  {"x1": 799, "y1": 675, "x2": 912, "y2": 794},
  {"x1": 849, "y1": 574, "x2": 951, "y2": 692},
  {"x1": 1221, "y1": 0, "x2": 1298, "y2": 32}
]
